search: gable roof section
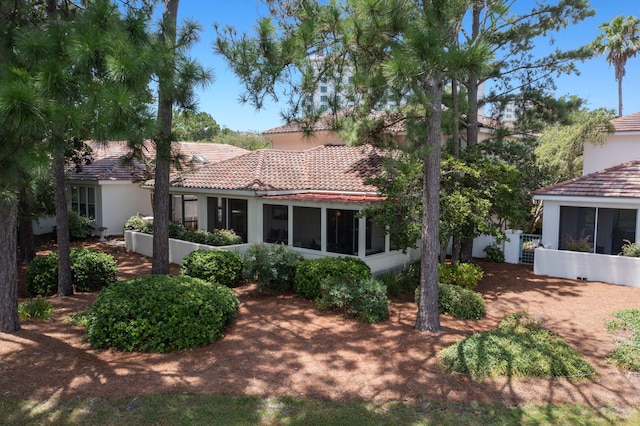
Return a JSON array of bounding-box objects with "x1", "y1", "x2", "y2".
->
[
  {"x1": 70, "y1": 141, "x2": 249, "y2": 182},
  {"x1": 611, "y1": 112, "x2": 640, "y2": 132},
  {"x1": 168, "y1": 144, "x2": 384, "y2": 193},
  {"x1": 534, "y1": 158, "x2": 640, "y2": 198}
]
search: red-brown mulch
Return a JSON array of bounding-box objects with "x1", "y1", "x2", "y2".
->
[{"x1": 2, "y1": 237, "x2": 640, "y2": 407}]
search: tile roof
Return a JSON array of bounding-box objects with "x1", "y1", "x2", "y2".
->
[
  {"x1": 611, "y1": 112, "x2": 640, "y2": 132},
  {"x1": 534, "y1": 158, "x2": 640, "y2": 198},
  {"x1": 167, "y1": 144, "x2": 384, "y2": 193},
  {"x1": 70, "y1": 141, "x2": 249, "y2": 181}
]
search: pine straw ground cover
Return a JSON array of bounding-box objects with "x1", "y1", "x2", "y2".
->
[{"x1": 3, "y1": 236, "x2": 640, "y2": 410}]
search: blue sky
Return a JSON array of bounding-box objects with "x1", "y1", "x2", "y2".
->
[{"x1": 178, "y1": 0, "x2": 640, "y2": 133}]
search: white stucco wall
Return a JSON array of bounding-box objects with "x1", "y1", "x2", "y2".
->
[
  {"x1": 100, "y1": 181, "x2": 152, "y2": 236},
  {"x1": 583, "y1": 132, "x2": 640, "y2": 175}
]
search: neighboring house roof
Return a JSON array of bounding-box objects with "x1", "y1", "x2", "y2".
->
[
  {"x1": 534, "y1": 158, "x2": 640, "y2": 199},
  {"x1": 611, "y1": 112, "x2": 640, "y2": 132},
  {"x1": 69, "y1": 141, "x2": 250, "y2": 182},
  {"x1": 167, "y1": 144, "x2": 384, "y2": 194}
]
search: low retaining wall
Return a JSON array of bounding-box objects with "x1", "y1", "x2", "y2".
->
[
  {"x1": 534, "y1": 247, "x2": 640, "y2": 288},
  {"x1": 124, "y1": 231, "x2": 250, "y2": 265}
]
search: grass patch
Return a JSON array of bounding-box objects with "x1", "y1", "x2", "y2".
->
[
  {"x1": 0, "y1": 395, "x2": 638, "y2": 425},
  {"x1": 439, "y1": 312, "x2": 596, "y2": 380},
  {"x1": 63, "y1": 309, "x2": 90, "y2": 327},
  {"x1": 606, "y1": 308, "x2": 640, "y2": 371},
  {"x1": 18, "y1": 297, "x2": 54, "y2": 320}
]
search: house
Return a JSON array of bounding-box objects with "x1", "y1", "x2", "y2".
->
[
  {"x1": 139, "y1": 144, "x2": 420, "y2": 274},
  {"x1": 63, "y1": 141, "x2": 249, "y2": 236},
  {"x1": 533, "y1": 112, "x2": 640, "y2": 287}
]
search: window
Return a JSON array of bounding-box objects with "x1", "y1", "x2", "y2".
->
[
  {"x1": 293, "y1": 206, "x2": 321, "y2": 250},
  {"x1": 320, "y1": 85, "x2": 328, "y2": 93},
  {"x1": 70, "y1": 186, "x2": 96, "y2": 218},
  {"x1": 366, "y1": 217, "x2": 386, "y2": 255},
  {"x1": 172, "y1": 194, "x2": 198, "y2": 229},
  {"x1": 263, "y1": 204, "x2": 288, "y2": 244},
  {"x1": 207, "y1": 197, "x2": 248, "y2": 243},
  {"x1": 320, "y1": 95, "x2": 328, "y2": 103},
  {"x1": 319, "y1": 104, "x2": 328, "y2": 112},
  {"x1": 559, "y1": 206, "x2": 637, "y2": 255},
  {"x1": 327, "y1": 209, "x2": 358, "y2": 255}
]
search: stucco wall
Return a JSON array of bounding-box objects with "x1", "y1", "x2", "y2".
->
[
  {"x1": 583, "y1": 132, "x2": 640, "y2": 175},
  {"x1": 100, "y1": 182, "x2": 152, "y2": 236}
]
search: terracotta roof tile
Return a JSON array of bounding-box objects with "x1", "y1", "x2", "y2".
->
[
  {"x1": 70, "y1": 141, "x2": 249, "y2": 182},
  {"x1": 168, "y1": 144, "x2": 384, "y2": 193},
  {"x1": 611, "y1": 112, "x2": 640, "y2": 132},
  {"x1": 534, "y1": 158, "x2": 640, "y2": 198}
]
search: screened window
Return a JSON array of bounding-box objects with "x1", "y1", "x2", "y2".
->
[
  {"x1": 327, "y1": 209, "x2": 358, "y2": 255},
  {"x1": 172, "y1": 194, "x2": 198, "y2": 229},
  {"x1": 206, "y1": 197, "x2": 248, "y2": 243},
  {"x1": 263, "y1": 204, "x2": 288, "y2": 244},
  {"x1": 293, "y1": 206, "x2": 321, "y2": 250},
  {"x1": 70, "y1": 186, "x2": 96, "y2": 218},
  {"x1": 366, "y1": 217, "x2": 386, "y2": 255}
]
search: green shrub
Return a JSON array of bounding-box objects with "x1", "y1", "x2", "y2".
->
[
  {"x1": 68, "y1": 211, "x2": 94, "y2": 240},
  {"x1": 181, "y1": 249, "x2": 243, "y2": 287},
  {"x1": 438, "y1": 262, "x2": 483, "y2": 290},
  {"x1": 379, "y1": 262, "x2": 420, "y2": 297},
  {"x1": 243, "y1": 244, "x2": 303, "y2": 292},
  {"x1": 26, "y1": 248, "x2": 118, "y2": 296},
  {"x1": 294, "y1": 257, "x2": 372, "y2": 300},
  {"x1": 483, "y1": 243, "x2": 505, "y2": 263},
  {"x1": 439, "y1": 312, "x2": 596, "y2": 380},
  {"x1": 124, "y1": 214, "x2": 153, "y2": 234},
  {"x1": 206, "y1": 229, "x2": 243, "y2": 246},
  {"x1": 26, "y1": 252, "x2": 59, "y2": 297},
  {"x1": 70, "y1": 248, "x2": 118, "y2": 292},
  {"x1": 317, "y1": 276, "x2": 389, "y2": 323},
  {"x1": 415, "y1": 283, "x2": 486, "y2": 320},
  {"x1": 180, "y1": 229, "x2": 211, "y2": 244},
  {"x1": 123, "y1": 215, "x2": 243, "y2": 246},
  {"x1": 18, "y1": 297, "x2": 54, "y2": 320},
  {"x1": 620, "y1": 240, "x2": 640, "y2": 257},
  {"x1": 86, "y1": 275, "x2": 240, "y2": 353},
  {"x1": 168, "y1": 222, "x2": 185, "y2": 238}
]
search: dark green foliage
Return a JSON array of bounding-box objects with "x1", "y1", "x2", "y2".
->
[
  {"x1": 380, "y1": 262, "x2": 421, "y2": 297},
  {"x1": 67, "y1": 210, "x2": 94, "y2": 240},
  {"x1": 180, "y1": 249, "x2": 243, "y2": 287},
  {"x1": 294, "y1": 257, "x2": 372, "y2": 300},
  {"x1": 26, "y1": 248, "x2": 119, "y2": 296},
  {"x1": 124, "y1": 215, "x2": 243, "y2": 246},
  {"x1": 70, "y1": 248, "x2": 118, "y2": 292},
  {"x1": 26, "y1": 252, "x2": 59, "y2": 297},
  {"x1": 86, "y1": 275, "x2": 240, "y2": 353},
  {"x1": 18, "y1": 297, "x2": 54, "y2": 320},
  {"x1": 438, "y1": 262, "x2": 483, "y2": 290},
  {"x1": 434, "y1": 283, "x2": 486, "y2": 320},
  {"x1": 483, "y1": 243, "x2": 505, "y2": 263},
  {"x1": 317, "y1": 276, "x2": 389, "y2": 323},
  {"x1": 243, "y1": 244, "x2": 303, "y2": 292},
  {"x1": 439, "y1": 312, "x2": 596, "y2": 380}
]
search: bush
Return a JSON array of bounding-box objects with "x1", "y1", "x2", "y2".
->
[
  {"x1": 123, "y1": 215, "x2": 243, "y2": 246},
  {"x1": 317, "y1": 276, "x2": 389, "y2": 323},
  {"x1": 86, "y1": 275, "x2": 240, "y2": 353},
  {"x1": 26, "y1": 252, "x2": 59, "y2": 297},
  {"x1": 379, "y1": 262, "x2": 421, "y2": 297},
  {"x1": 438, "y1": 262, "x2": 483, "y2": 290},
  {"x1": 124, "y1": 214, "x2": 152, "y2": 234},
  {"x1": 243, "y1": 244, "x2": 303, "y2": 292},
  {"x1": 415, "y1": 283, "x2": 486, "y2": 320},
  {"x1": 18, "y1": 297, "x2": 54, "y2": 320},
  {"x1": 483, "y1": 243, "x2": 505, "y2": 263},
  {"x1": 68, "y1": 211, "x2": 94, "y2": 240},
  {"x1": 70, "y1": 248, "x2": 118, "y2": 292},
  {"x1": 206, "y1": 229, "x2": 243, "y2": 246},
  {"x1": 294, "y1": 257, "x2": 372, "y2": 300},
  {"x1": 620, "y1": 240, "x2": 640, "y2": 257},
  {"x1": 181, "y1": 249, "x2": 243, "y2": 287},
  {"x1": 26, "y1": 248, "x2": 118, "y2": 296}
]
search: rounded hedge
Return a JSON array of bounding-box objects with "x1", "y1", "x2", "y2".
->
[
  {"x1": 86, "y1": 275, "x2": 240, "y2": 353},
  {"x1": 415, "y1": 283, "x2": 486, "y2": 320},
  {"x1": 26, "y1": 248, "x2": 118, "y2": 296},
  {"x1": 294, "y1": 256, "x2": 372, "y2": 300},
  {"x1": 242, "y1": 244, "x2": 303, "y2": 292},
  {"x1": 180, "y1": 249, "x2": 243, "y2": 287}
]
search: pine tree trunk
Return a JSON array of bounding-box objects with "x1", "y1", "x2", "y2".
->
[
  {"x1": 415, "y1": 79, "x2": 443, "y2": 333},
  {"x1": 18, "y1": 193, "x2": 36, "y2": 263},
  {"x1": 151, "y1": 0, "x2": 179, "y2": 275},
  {"x1": 53, "y1": 143, "x2": 73, "y2": 296},
  {"x1": 0, "y1": 198, "x2": 20, "y2": 333}
]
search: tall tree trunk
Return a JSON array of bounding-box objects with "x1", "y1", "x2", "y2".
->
[
  {"x1": 53, "y1": 142, "x2": 73, "y2": 296},
  {"x1": 617, "y1": 76, "x2": 623, "y2": 117},
  {"x1": 415, "y1": 78, "x2": 443, "y2": 333},
  {"x1": 151, "y1": 0, "x2": 179, "y2": 275},
  {"x1": 17, "y1": 193, "x2": 36, "y2": 263},
  {"x1": 0, "y1": 197, "x2": 20, "y2": 333}
]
